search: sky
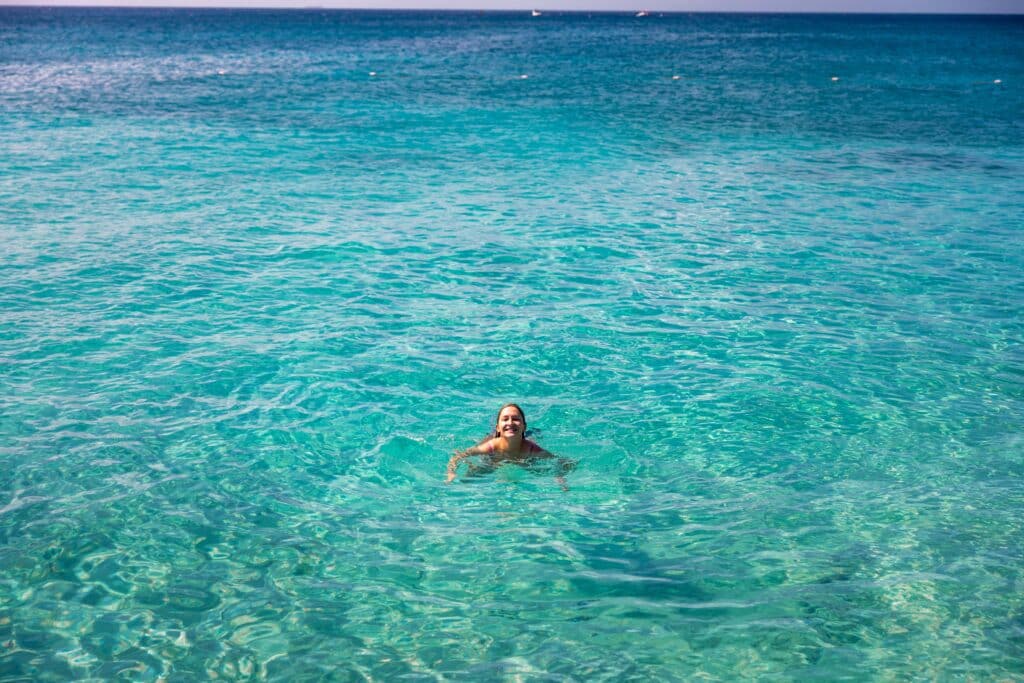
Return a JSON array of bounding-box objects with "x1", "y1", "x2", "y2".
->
[{"x1": 2, "y1": 0, "x2": 1022, "y2": 12}]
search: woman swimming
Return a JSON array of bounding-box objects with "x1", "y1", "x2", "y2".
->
[{"x1": 446, "y1": 403, "x2": 573, "y2": 488}]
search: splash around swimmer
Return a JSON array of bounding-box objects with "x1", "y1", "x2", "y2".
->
[{"x1": 446, "y1": 403, "x2": 574, "y2": 488}]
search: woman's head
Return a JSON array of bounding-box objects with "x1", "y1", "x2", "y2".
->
[{"x1": 493, "y1": 403, "x2": 527, "y2": 439}]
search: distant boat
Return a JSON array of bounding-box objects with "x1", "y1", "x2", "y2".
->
[
  {"x1": 532, "y1": 9, "x2": 542, "y2": 16},
  {"x1": 635, "y1": 10, "x2": 649, "y2": 17}
]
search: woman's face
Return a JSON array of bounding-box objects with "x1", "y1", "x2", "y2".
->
[{"x1": 496, "y1": 406, "x2": 525, "y2": 439}]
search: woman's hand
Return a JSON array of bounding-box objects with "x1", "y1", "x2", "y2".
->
[{"x1": 446, "y1": 450, "x2": 466, "y2": 484}]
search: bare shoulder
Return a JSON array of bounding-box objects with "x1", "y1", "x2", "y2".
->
[
  {"x1": 476, "y1": 438, "x2": 499, "y2": 454},
  {"x1": 524, "y1": 439, "x2": 553, "y2": 457}
]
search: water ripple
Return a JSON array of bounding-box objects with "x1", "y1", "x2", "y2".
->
[{"x1": 2, "y1": 8, "x2": 1023, "y2": 681}]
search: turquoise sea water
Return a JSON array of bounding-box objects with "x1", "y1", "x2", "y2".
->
[{"x1": 2, "y1": 8, "x2": 1023, "y2": 679}]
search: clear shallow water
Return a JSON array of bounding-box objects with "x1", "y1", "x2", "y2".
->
[{"x1": 2, "y1": 8, "x2": 1023, "y2": 679}]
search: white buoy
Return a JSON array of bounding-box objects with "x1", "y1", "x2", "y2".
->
[
  {"x1": 672, "y1": 75, "x2": 680, "y2": 80},
  {"x1": 369, "y1": 71, "x2": 377, "y2": 76},
  {"x1": 520, "y1": 74, "x2": 529, "y2": 79},
  {"x1": 994, "y1": 79, "x2": 1002, "y2": 84},
  {"x1": 831, "y1": 76, "x2": 839, "y2": 82}
]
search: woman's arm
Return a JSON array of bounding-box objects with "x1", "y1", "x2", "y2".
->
[
  {"x1": 445, "y1": 440, "x2": 494, "y2": 483},
  {"x1": 445, "y1": 451, "x2": 468, "y2": 483},
  {"x1": 554, "y1": 457, "x2": 577, "y2": 490},
  {"x1": 524, "y1": 441, "x2": 573, "y2": 491}
]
